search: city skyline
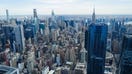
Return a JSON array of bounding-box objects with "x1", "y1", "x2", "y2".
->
[
  {"x1": 0, "y1": 0, "x2": 132, "y2": 15},
  {"x1": 0, "y1": 1, "x2": 132, "y2": 74}
]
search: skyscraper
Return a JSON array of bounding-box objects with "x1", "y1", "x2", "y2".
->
[
  {"x1": 6, "y1": 9, "x2": 9, "y2": 23},
  {"x1": 33, "y1": 9, "x2": 39, "y2": 44},
  {"x1": 33, "y1": 9, "x2": 39, "y2": 34},
  {"x1": 33, "y1": 9, "x2": 38, "y2": 18},
  {"x1": 92, "y1": 8, "x2": 96, "y2": 23},
  {"x1": 80, "y1": 42, "x2": 87, "y2": 63},
  {"x1": 119, "y1": 34, "x2": 132, "y2": 74},
  {"x1": 85, "y1": 30, "x2": 88, "y2": 51},
  {"x1": 86, "y1": 23, "x2": 108, "y2": 74},
  {"x1": 14, "y1": 25, "x2": 25, "y2": 52}
]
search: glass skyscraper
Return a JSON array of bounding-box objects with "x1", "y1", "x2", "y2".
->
[
  {"x1": 119, "y1": 35, "x2": 132, "y2": 74},
  {"x1": 86, "y1": 23, "x2": 108, "y2": 74}
]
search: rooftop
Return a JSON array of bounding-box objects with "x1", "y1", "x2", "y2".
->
[
  {"x1": 75, "y1": 63, "x2": 86, "y2": 70},
  {"x1": 0, "y1": 65, "x2": 19, "y2": 74}
]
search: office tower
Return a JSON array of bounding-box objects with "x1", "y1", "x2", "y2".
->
[
  {"x1": 92, "y1": 8, "x2": 96, "y2": 23},
  {"x1": 119, "y1": 35, "x2": 132, "y2": 74},
  {"x1": 33, "y1": 9, "x2": 38, "y2": 18},
  {"x1": 27, "y1": 51, "x2": 35, "y2": 72},
  {"x1": 50, "y1": 10, "x2": 58, "y2": 31},
  {"x1": 0, "y1": 24, "x2": 6, "y2": 50},
  {"x1": 2, "y1": 25, "x2": 24, "y2": 52},
  {"x1": 51, "y1": 10, "x2": 55, "y2": 24},
  {"x1": 2, "y1": 25, "x2": 14, "y2": 51},
  {"x1": 111, "y1": 20, "x2": 126, "y2": 54},
  {"x1": 87, "y1": 23, "x2": 108, "y2": 74},
  {"x1": 80, "y1": 42, "x2": 87, "y2": 63},
  {"x1": 39, "y1": 23, "x2": 45, "y2": 35},
  {"x1": 33, "y1": 9, "x2": 39, "y2": 34},
  {"x1": 24, "y1": 27, "x2": 35, "y2": 39},
  {"x1": 75, "y1": 22, "x2": 79, "y2": 32},
  {"x1": 14, "y1": 25, "x2": 25, "y2": 52},
  {"x1": 6, "y1": 9, "x2": 9, "y2": 23},
  {"x1": 33, "y1": 9, "x2": 39, "y2": 44}
]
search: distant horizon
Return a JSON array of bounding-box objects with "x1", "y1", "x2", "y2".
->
[
  {"x1": 1, "y1": 14, "x2": 132, "y2": 16},
  {"x1": 1, "y1": 14, "x2": 132, "y2": 20}
]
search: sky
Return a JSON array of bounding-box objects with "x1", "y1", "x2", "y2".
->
[{"x1": 0, "y1": 0, "x2": 132, "y2": 15}]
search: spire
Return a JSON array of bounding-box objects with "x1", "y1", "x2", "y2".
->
[{"x1": 92, "y1": 7, "x2": 96, "y2": 23}]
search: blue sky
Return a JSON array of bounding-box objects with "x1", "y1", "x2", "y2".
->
[{"x1": 0, "y1": 0, "x2": 132, "y2": 15}]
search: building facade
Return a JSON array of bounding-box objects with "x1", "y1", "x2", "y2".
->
[
  {"x1": 119, "y1": 35, "x2": 132, "y2": 74},
  {"x1": 87, "y1": 23, "x2": 108, "y2": 74}
]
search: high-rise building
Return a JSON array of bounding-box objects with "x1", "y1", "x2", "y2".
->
[
  {"x1": 39, "y1": 23, "x2": 45, "y2": 35},
  {"x1": 85, "y1": 29, "x2": 88, "y2": 50},
  {"x1": 6, "y1": 9, "x2": 9, "y2": 23},
  {"x1": 14, "y1": 25, "x2": 25, "y2": 52},
  {"x1": 80, "y1": 48, "x2": 87, "y2": 63},
  {"x1": 0, "y1": 24, "x2": 6, "y2": 50},
  {"x1": 92, "y1": 8, "x2": 96, "y2": 23},
  {"x1": 2, "y1": 25, "x2": 25, "y2": 52},
  {"x1": 80, "y1": 41, "x2": 87, "y2": 63},
  {"x1": 1, "y1": 25, "x2": 13, "y2": 51},
  {"x1": 24, "y1": 27, "x2": 35, "y2": 39},
  {"x1": 27, "y1": 51, "x2": 35, "y2": 72},
  {"x1": 86, "y1": 23, "x2": 108, "y2": 74},
  {"x1": 33, "y1": 9, "x2": 38, "y2": 18},
  {"x1": 119, "y1": 34, "x2": 132, "y2": 74},
  {"x1": 33, "y1": 9, "x2": 39, "y2": 44},
  {"x1": 33, "y1": 9, "x2": 39, "y2": 34}
]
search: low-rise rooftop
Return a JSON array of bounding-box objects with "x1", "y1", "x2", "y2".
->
[{"x1": 0, "y1": 65, "x2": 19, "y2": 74}]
